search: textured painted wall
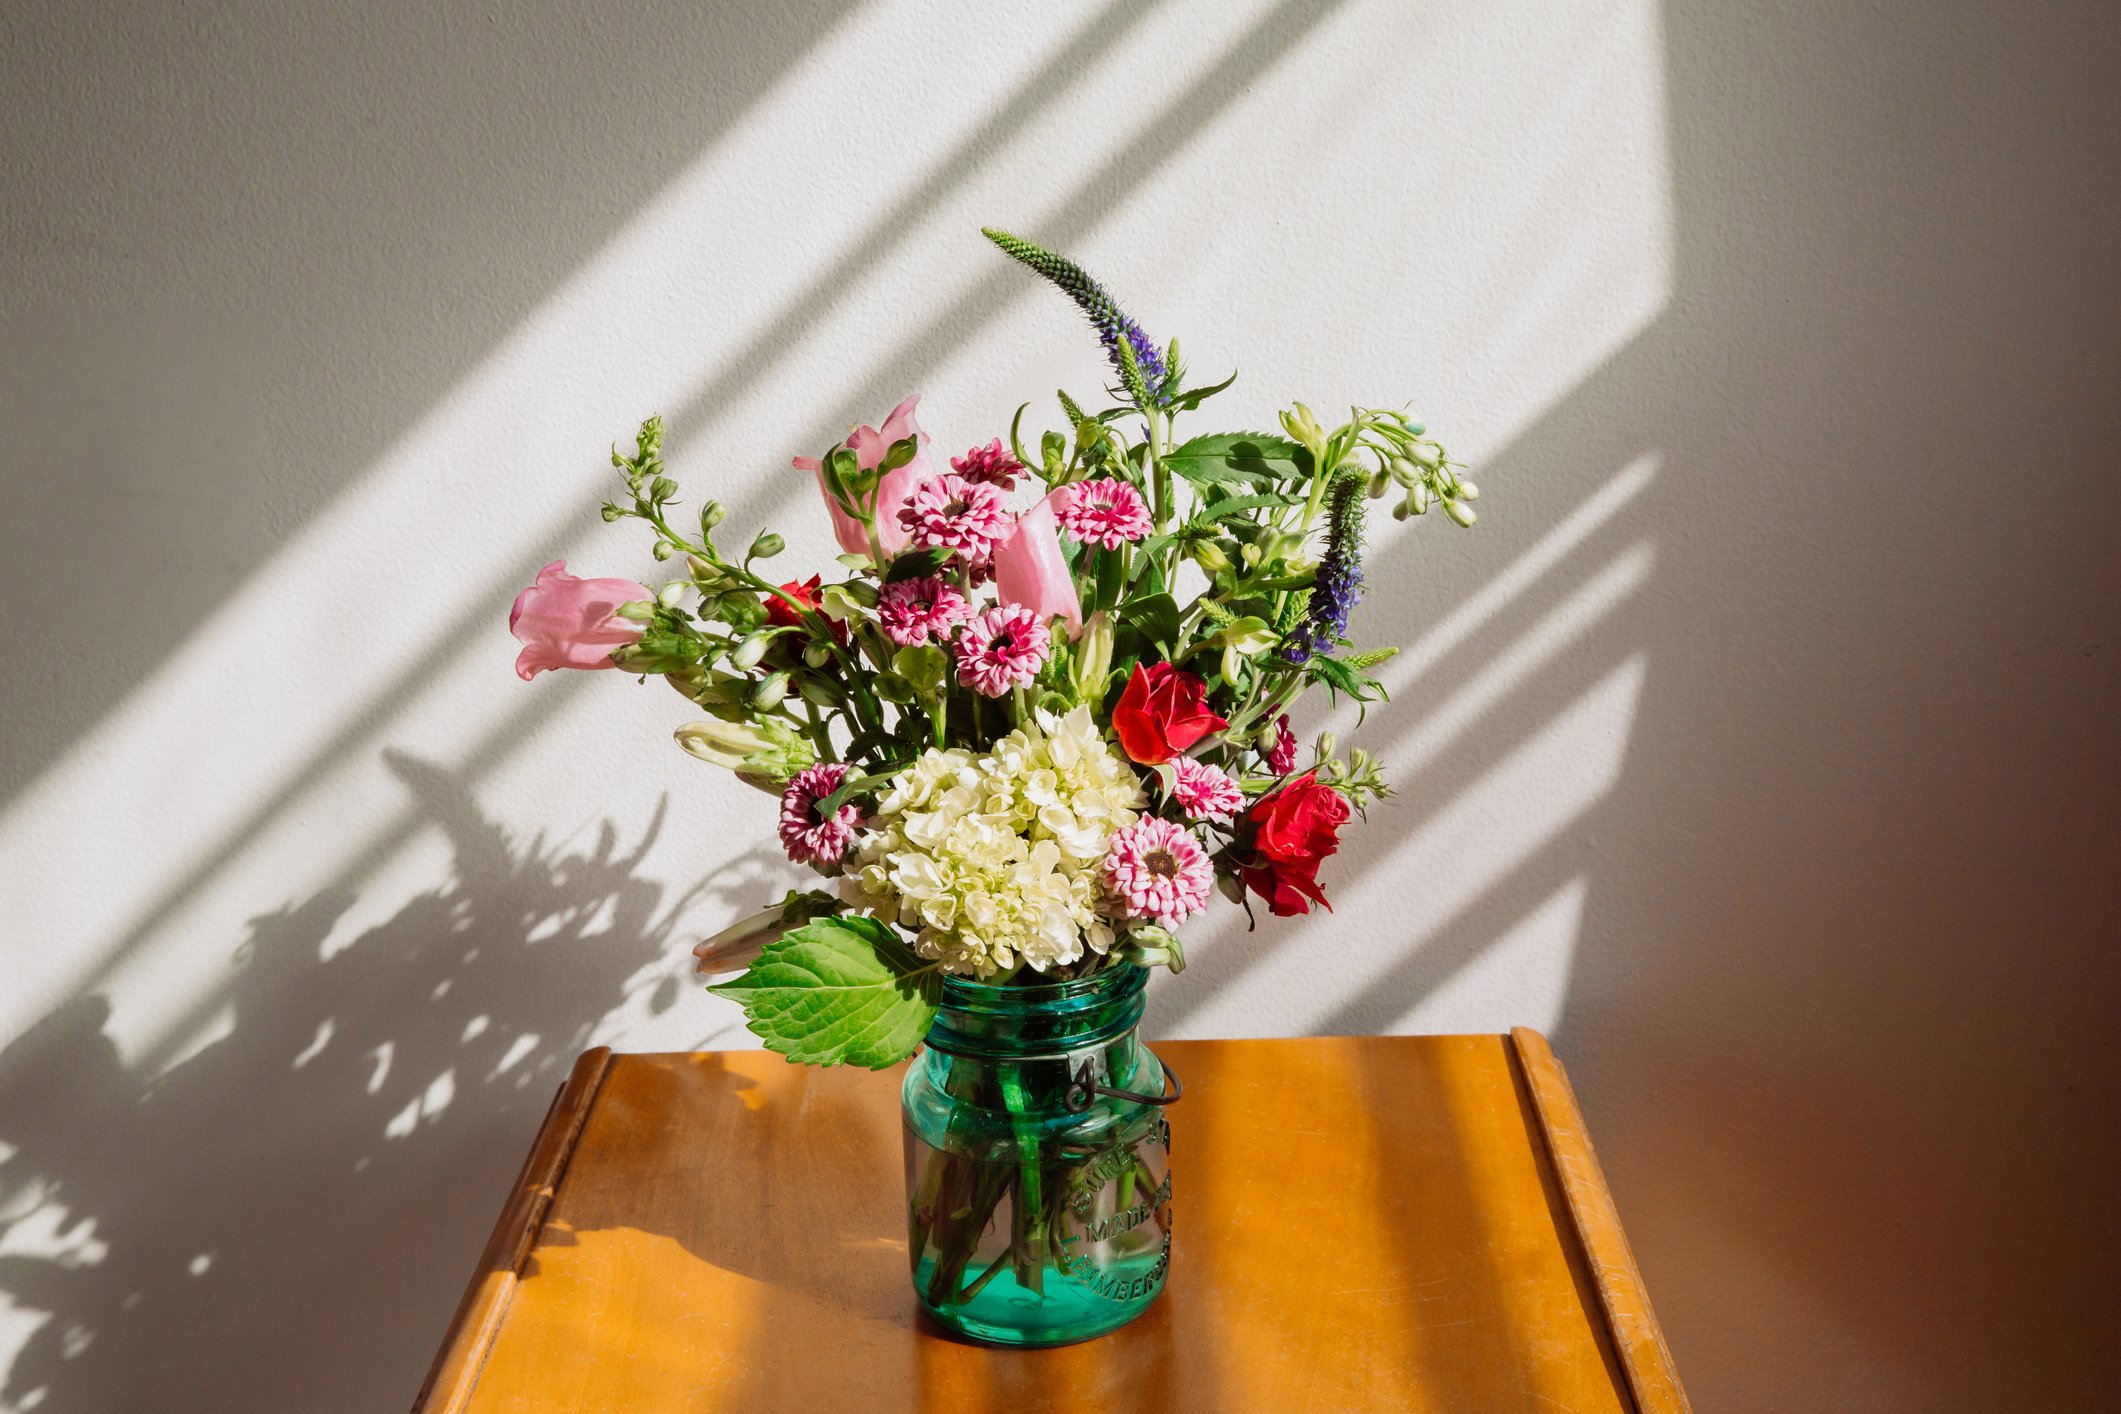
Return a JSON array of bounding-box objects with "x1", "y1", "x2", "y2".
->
[{"x1": 2, "y1": 1, "x2": 2117, "y2": 1409}]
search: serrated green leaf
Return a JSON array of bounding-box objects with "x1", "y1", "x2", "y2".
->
[
  {"x1": 1167, "y1": 368, "x2": 1238, "y2": 411},
  {"x1": 1164, "y1": 433, "x2": 1312, "y2": 487},
  {"x1": 707, "y1": 916, "x2": 940, "y2": 1068}
]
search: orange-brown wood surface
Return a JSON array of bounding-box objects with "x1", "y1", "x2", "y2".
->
[{"x1": 416, "y1": 1035, "x2": 1684, "y2": 1413}]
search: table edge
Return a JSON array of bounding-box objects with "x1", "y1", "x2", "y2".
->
[
  {"x1": 411, "y1": 1046, "x2": 613, "y2": 1414},
  {"x1": 1509, "y1": 1027, "x2": 1692, "y2": 1414}
]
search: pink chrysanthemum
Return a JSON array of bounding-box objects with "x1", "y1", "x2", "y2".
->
[
  {"x1": 1055, "y1": 479, "x2": 1153, "y2": 550},
  {"x1": 1103, "y1": 817, "x2": 1215, "y2": 927},
  {"x1": 876, "y1": 576, "x2": 971, "y2": 647},
  {"x1": 952, "y1": 605, "x2": 1050, "y2": 698},
  {"x1": 779, "y1": 762, "x2": 862, "y2": 866},
  {"x1": 1266, "y1": 713, "x2": 1298, "y2": 775},
  {"x1": 950, "y1": 438, "x2": 1025, "y2": 491},
  {"x1": 1171, "y1": 758, "x2": 1244, "y2": 824},
  {"x1": 898, "y1": 473, "x2": 1011, "y2": 562}
]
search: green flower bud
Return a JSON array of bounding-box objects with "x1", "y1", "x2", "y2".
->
[
  {"x1": 1190, "y1": 541, "x2": 1232, "y2": 576},
  {"x1": 652, "y1": 539, "x2": 676, "y2": 561},
  {"x1": 749, "y1": 531, "x2": 784, "y2": 560},
  {"x1": 798, "y1": 675, "x2": 839, "y2": 707},
  {"x1": 1445, "y1": 498, "x2": 1478, "y2": 528},
  {"x1": 600, "y1": 503, "x2": 624, "y2": 523},
  {"x1": 650, "y1": 475, "x2": 678, "y2": 502},
  {"x1": 1316, "y1": 731, "x2": 1338, "y2": 762},
  {"x1": 1411, "y1": 442, "x2": 1441, "y2": 468},
  {"x1": 700, "y1": 500, "x2": 728, "y2": 531},
  {"x1": 1069, "y1": 612, "x2": 1114, "y2": 699},
  {"x1": 750, "y1": 671, "x2": 790, "y2": 709},
  {"x1": 1368, "y1": 470, "x2": 1391, "y2": 500},
  {"x1": 613, "y1": 599, "x2": 655, "y2": 623},
  {"x1": 1388, "y1": 457, "x2": 1417, "y2": 485},
  {"x1": 803, "y1": 642, "x2": 831, "y2": 669}
]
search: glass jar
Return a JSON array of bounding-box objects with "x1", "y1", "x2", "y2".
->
[{"x1": 901, "y1": 963, "x2": 1175, "y2": 1346}]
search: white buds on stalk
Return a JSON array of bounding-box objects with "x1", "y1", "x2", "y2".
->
[
  {"x1": 1445, "y1": 499, "x2": 1478, "y2": 528},
  {"x1": 1411, "y1": 442, "x2": 1441, "y2": 468},
  {"x1": 614, "y1": 599, "x2": 655, "y2": 623},
  {"x1": 750, "y1": 672, "x2": 790, "y2": 710},
  {"x1": 657, "y1": 582, "x2": 687, "y2": 609},
  {"x1": 798, "y1": 676, "x2": 838, "y2": 707},
  {"x1": 804, "y1": 643, "x2": 832, "y2": 669},
  {"x1": 1454, "y1": 479, "x2": 1479, "y2": 501}
]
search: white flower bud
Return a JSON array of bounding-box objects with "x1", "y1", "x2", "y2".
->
[
  {"x1": 750, "y1": 671, "x2": 790, "y2": 709},
  {"x1": 1445, "y1": 499, "x2": 1477, "y2": 528},
  {"x1": 1454, "y1": 479, "x2": 1479, "y2": 501},
  {"x1": 730, "y1": 634, "x2": 770, "y2": 671}
]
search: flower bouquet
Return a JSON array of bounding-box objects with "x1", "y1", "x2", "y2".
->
[{"x1": 509, "y1": 229, "x2": 1478, "y2": 1344}]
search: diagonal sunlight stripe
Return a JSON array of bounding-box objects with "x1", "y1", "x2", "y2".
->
[
  {"x1": 1391, "y1": 453, "x2": 1658, "y2": 693},
  {"x1": 1173, "y1": 653, "x2": 1648, "y2": 1038},
  {"x1": 1381, "y1": 541, "x2": 1655, "y2": 779}
]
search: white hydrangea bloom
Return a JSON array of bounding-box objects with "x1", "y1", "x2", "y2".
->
[{"x1": 842, "y1": 706, "x2": 1145, "y2": 978}]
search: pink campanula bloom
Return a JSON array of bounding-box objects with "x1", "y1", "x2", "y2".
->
[
  {"x1": 992, "y1": 491, "x2": 1083, "y2": 635},
  {"x1": 794, "y1": 393, "x2": 936, "y2": 558},
  {"x1": 778, "y1": 762, "x2": 862, "y2": 865},
  {"x1": 950, "y1": 438, "x2": 1025, "y2": 490},
  {"x1": 898, "y1": 472, "x2": 1012, "y2": 563},
  {"x1": 952, "y1": 604, "x2": 1051, "y2": 697},
  {"x1": 1170, "y1": 758, "x2": 1244, "y2": 824},
  {"x1": 1103, "y1": 817, "x2": 1214, "y2": 927},
  {"x1": 509, "y1": 560, "x2": 652, "y2": 681},
  {"x1": 876, "y1": 576, "x2": 972, "y2": 647},
  {"x1": 1055, "y1": 478, "x2": 1153, "y2": 550},
  {"x1": 1266, "y1": 714, "x2": 1298, "y2": 774}
]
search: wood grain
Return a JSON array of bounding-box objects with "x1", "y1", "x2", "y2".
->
[
  {"x1": 417, "y1": 1035, "x2": 1681, "y2": 1412},
  {"x1": 1512, "y1": 1027, "x2": 1692, "y2": 1414}
]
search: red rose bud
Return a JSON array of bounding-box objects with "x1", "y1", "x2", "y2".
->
[
  {"x1": 1237, "y1": 771, "x2": 1351, "y2": 916},
  {"x1": 1112, "y1": 662, "x2": 1228, "y2": 765},
  {"x1": 766, "y1": 575, "x2": 846, "y2": 642}
]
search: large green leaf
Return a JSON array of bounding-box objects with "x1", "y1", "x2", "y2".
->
[
  {"x1": 1163, "y1": 432, "x2": 1312, "y2": 488},
  {"x1": 707, "y1": 916, "x2": 940, "y2": 1068}
]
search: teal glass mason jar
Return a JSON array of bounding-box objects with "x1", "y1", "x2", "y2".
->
[{"x1": 901, "y1": 964, "x2": 1175, "y2": 1346}]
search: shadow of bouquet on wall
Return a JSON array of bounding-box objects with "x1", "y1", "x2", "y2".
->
[{"x1": 0, "y1": 750, "x2": 768, "y2": 1414}]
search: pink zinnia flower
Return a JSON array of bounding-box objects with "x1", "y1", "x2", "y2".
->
[
  {"x1": 899, "y1": 473, "x2": 1012, "y2": 563},
  {"x1": 1104, "y1": 817, "x2": 1215, "y2": 927},
  {"x1": 953, "y1": 605, "x2": 1050, "y2": 697},
  {"x1": 950, "y1": 438, "x2": 1025, "y2": 491},
  {"x1": 876, "y1": 576, "x2": 971, "y2": 647},
  {"x1": 779, "y1": 762, "x2": 862, "y2": 866},
  {"x1": 1056, "y1": 479, "x2": 1152, "y2": 550},
  {"x1": 1266, "y1": 714, "x2": 1298, "y2": 774},
  {"x1": 1171, "y1": 758, "x2": 1244, "y2": 824}
]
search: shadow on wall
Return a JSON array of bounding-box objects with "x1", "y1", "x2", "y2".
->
[{"x1": 0, "y1": 754, "x2": 772, "y2": 1414}]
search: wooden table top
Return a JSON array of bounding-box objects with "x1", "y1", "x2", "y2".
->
[{"x1": 415, "y1": 1031, "x2": 1688, "y2": 1413}]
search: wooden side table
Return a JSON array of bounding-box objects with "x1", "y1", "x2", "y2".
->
[{"x1": 414, "y1": 1032, "x2": 1688, "y2": 1412}]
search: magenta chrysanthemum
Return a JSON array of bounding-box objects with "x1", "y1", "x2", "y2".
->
[
  {"x1": 950, "y1": 438, "x2": 1025, "y2": 491},
  {"x1": 778, "y1": 762, "x2": 862, "y2": 866},
  {"x1": 876, "y1": 576, "x2": 971, "y2": 647},
  {"x1": 1055, "y1": 478, "x2": 1152, "y2": 550},
  {"x1": 1103, "y1": 817, "x2": 1214, "y2": 927},
  {"x1": 1266, "y1": 713, "x2": 1297, "y2": 775},
  {"x1": 952, "y1": 605, "x2": 1050, "y2": 698},
  {"x1": 898, "y1": 472, "x2": 1011, "y2": 562},
  {"x1": 1170, "y1": 758, "x2": 1244, "y2": 824}
]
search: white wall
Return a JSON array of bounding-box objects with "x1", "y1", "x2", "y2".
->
[{"x1": 3, "y1": 1, "x2": 2116, "y2": 1408}]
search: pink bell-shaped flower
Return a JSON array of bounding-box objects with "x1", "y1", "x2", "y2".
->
[
  {"x1": 794, "y1": 393, "x2": 936, "y2": 558},
  {"x1": 993, "y1": 490, "x2": 1082, "y2": 636}
]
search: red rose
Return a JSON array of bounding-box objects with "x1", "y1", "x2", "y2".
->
[
  {"x1": 767, "y1": 576, "x2": 823, "y2": 629},
  {"x1": 1238, "y1": 772, "x2": 1351, "y2": 916},
  {"x1": 767, "y1": 575, "x2": 846, "y2": 641},
  {"x1": 1112, "y1": 662, "x2": 1229, "y2": 765}
]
